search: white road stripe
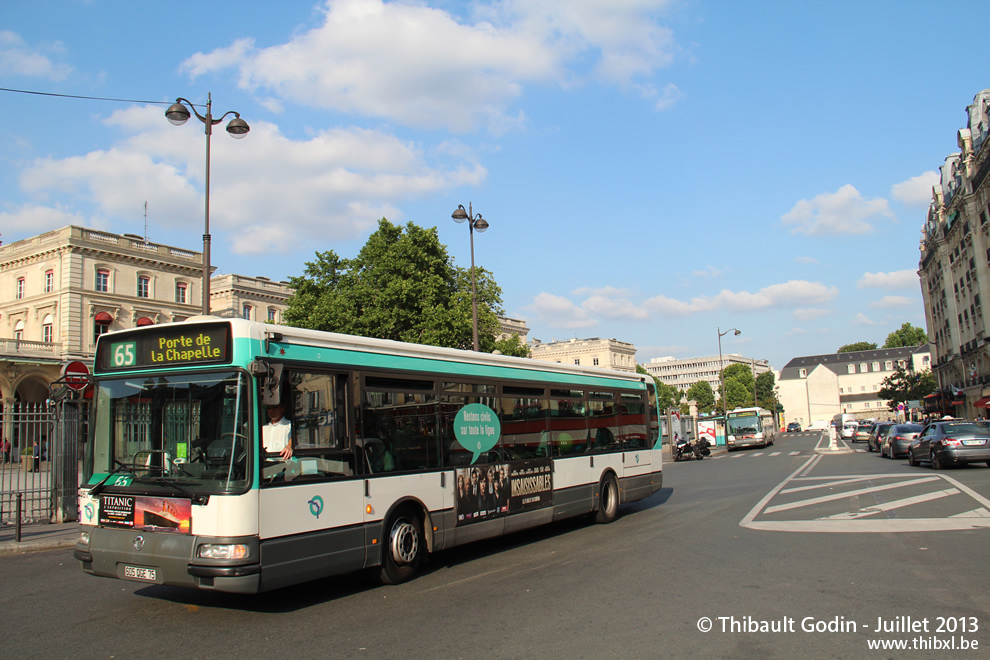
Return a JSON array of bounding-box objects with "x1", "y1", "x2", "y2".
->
[
  {"x1": 816, "y1": 488, "x2": 960, "y2": 520},
  {"x1": 764, "y1": 476, "x2": 941, "y2": 514}
]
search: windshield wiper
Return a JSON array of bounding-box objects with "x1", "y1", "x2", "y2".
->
[
  {"x1": 88, "y1": 458, "x2": 135, "y2": 497},
  {"x1": 151, "y1": 477, "x2": 209, "y2": 505}
]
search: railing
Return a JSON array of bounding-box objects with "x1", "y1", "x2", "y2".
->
[{"x1": 0, "y1": 338, "x2": 60, "y2": 359}]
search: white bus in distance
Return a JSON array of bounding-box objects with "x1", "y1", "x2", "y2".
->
[{"x1": 725, "y1": 407, "x2": 776, "y2": 450}]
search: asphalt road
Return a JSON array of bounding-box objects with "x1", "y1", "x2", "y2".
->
[{"x1": 4, "y1": 432, "x2": 990, "y2": 658}]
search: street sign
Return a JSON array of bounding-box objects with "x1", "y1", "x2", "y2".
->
[
  {"x1": 62, "y1": 361, "x2": 90, "y2": 391},
  {"x1": 897, "y1": 403, "x2": 905, "y2": 411}
]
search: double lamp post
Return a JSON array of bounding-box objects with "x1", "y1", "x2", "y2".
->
[
  {"x1": 451, "y1": 203, "x2": 489, "y2": 351},
  {"x1": 165, "y1": 93, "x2": 249, "y2": 315}
]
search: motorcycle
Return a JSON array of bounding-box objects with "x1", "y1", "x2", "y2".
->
[{"x1": 673, "y1": 435, "x2": 712, "y2": 462}]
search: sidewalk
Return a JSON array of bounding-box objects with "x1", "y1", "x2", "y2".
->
[{"x1": 0, "y1": 521, "x2": 79, "y2": 556}]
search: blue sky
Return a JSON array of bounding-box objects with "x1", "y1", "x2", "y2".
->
[{"x1": 1, "y1": 0, "x2": 986, "y2": 371}]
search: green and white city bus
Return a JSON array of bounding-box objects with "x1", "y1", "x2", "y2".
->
[{"x1": 74, "y1": 318, "x2": 663, "y2": 593}]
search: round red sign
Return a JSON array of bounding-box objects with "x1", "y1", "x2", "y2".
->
[{"x1": 62, "y1": 360, "x2": 90, "y2": 391}]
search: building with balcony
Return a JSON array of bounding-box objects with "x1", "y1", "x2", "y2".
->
[
  {"x1": 776, "y1": 346, "x2": 931, "y2": 427},
  {"x1": 919, "y1": 89, "x2": 990, "y2": 418},
  {"x1": 529, "y1": 337, "x2": 637, "y2": 373},
  {"x1": 0, "y1": 226, "x2": 294, "y2": 405}
]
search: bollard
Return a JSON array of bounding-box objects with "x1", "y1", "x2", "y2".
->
[{"x1": 15, "y1": 492, "x2": 22, "y2": 542}]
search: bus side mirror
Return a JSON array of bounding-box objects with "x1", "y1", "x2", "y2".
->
[{"x1": 252, "y1": 360, "x2": 283, "y2": 406}]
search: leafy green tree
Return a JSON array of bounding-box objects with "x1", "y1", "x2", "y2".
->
[
  {"x1": 284, "y1": 218, "x2": 505, "y2": 351},
  {"x1": 755, "y1": 371, "x2": 776, "y2": 409},
  {"x1": 838, "y1": 341, "x2": 878, "y2": 353},
  {"x1": 493, "y1": 334, "x2": 530, "y2": 358},
  {"x1": 686, "y1": 379, "x2": 715, "y2": 414},
  {"x1": 882, "y1": 322, "x2": 929, "y2": 348},
  {"x1": 721, "y1": 363, "x2": 756, "y2": 408},
  {"x1": 877, "y1": 367, "x2": 937, "y2": 412},
  {"x1": 636, "y1": 365, "x2": 684, "y2": 411}
]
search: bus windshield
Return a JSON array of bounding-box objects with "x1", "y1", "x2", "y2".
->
[
  {"x1": 727, "y1": 414, "x2": 760, "y2": 435},
  {"x1": 87, "y1": 370, "x2": 251, "y2": 495}
]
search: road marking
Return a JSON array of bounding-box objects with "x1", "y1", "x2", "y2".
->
[
  {"x1": 739, "y1": 456, "x2": 990, "y2": 533},
  {"x1": 769, "y1": 452, "x2": 781, "y2": 456},
  {"x1": 788, "y1": 451, "x2": 800, "y2": 455}
]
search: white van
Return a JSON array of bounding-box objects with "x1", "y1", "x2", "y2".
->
[{"x1": 831, "y1": 413, "x2": 857, "y2": 439}]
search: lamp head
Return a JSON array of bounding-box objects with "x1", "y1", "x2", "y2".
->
[
  {"x1": 226, "y1": 116, "x2": 250, "y2": 138},
  {"x1": 473, "y1": 216, "x2": 489, "y2": 232},
  {"x1": 165, "y1": 102, "x2": 190, "y2": 126},
  {"x1": 733, "y1": 329, "x2": 741, "y2": 336},
  {"x1": 452, "y1": 205, "x2": 469, "y2": 223}
]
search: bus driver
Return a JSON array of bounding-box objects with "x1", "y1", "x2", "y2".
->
[{"x1": 263, "y1": 402, "x2": 294, "y2": 460}]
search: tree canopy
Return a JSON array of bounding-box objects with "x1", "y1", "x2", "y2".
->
[
  {"x1": 685, "y1": 379, "x2": 715, "y2": 414},
  {"x1": 882, "y1": 322, "x2": 929, "y2": 348},
  {"x1": 284, "y1": 218, "x2": 526, "y2": 355},
  {"x1": 877, "y1": 366, "x2": 937, "y2": 412},
  {"x1": 838, "y1": 341, "x2": 878, "y2": 353}
]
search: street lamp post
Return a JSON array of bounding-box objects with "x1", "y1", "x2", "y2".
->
[
  {"x1": 718, "y1": 327, "x2": 741, "y2": 417},
  {"x1": 166, "y1": 93, "x2": 249, "y2": 315},
  {"x1": 451, "y1": 202, "x2": 489, "y2": 351}
]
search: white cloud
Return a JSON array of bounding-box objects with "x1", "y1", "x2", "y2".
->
[
  {"x1": 781, "y1": 184, "x2": 894, "y2": 236},
  {"x1": 0, "y1": 204, "x2": 94, "y2": 234},
  {"x1": 793, "y1": 308, "x2": 829, "y2": 320},
  {"x1": 644, "y1": 280, "x2": 838, "y2": 317},
  {"x1": 179, "y1": 0, "x2": 679, "y2": 132},
  {"x1": 524, "y1": 292, "x2": 597, "y2": 329},
  {"x1": 0, "y1": 31, "x2": 72, "y2": 80},
  {"x1": 871, "y1": 295, "x2": 915, "y2": 309},
  {"x1": 12, "y1": 105, "x2": 485, "y2": 255},
  {"x1": 691, "y1": 265, "x2": 721, "y2": 278},
  {"x1": 857, "y1": 270, "x2": 918, "y2": 290},
  {"x1": 891, "y1": 171, "x2": 939, "y2": 206},
  {"x1": 853, "y1": 312, "x2": 879, "y2": 325}
]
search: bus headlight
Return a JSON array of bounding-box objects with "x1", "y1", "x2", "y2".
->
[{"x1": 197, "y1": 543, "x2": 249, "y2": 560}]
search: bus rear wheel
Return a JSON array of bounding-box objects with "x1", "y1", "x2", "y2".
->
[
  {"x1": 593, "y1": 473, "x2": 619, "y2": 524},
  {"x1": 378, "y1": 507, "x2": 424, "y2": 585}
]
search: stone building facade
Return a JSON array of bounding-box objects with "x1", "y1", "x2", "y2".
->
[
  {"x1": 919, "y1": 89, "x2": 990, "y2": 418},
  {"x1": 641, "y1": 353, "x2": 771, "y2": 394},
  {"x1": 529, "y1": 337, "x2": 637, "y2": 373}
]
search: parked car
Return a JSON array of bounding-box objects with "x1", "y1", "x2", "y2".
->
[
  {"x1": 907, "y1": 421, "x2": 990, "y2": 469},
  {"x1": 854, "y1": 423, "x2": 872, "y2": 442},
  {"x1": 867, "y1": 422, "x2": 894, "y2": 453},
  {"x1": 786, "y1": 422, "x2": 802, "y2": 433},
  {"x1": 880, "y1": 423, "x2": 924, "y2": 459}
]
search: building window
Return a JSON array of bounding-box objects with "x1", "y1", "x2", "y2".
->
[
  {"x1": 43, "y1": 317, "x2": 53, "y2": 343},
  {"x1": 175, "y1": 282, "x2": 187, "y2": 304},
  {"x1": 847, "y1": 365, "x2": 855, "y2": 374},
  {"x1": 593, "y1": 357, "x2": 599, "y2": 366},
  {"x1": 15, "y1": 277, "x2": 25, "y2": 299},
  {"x1": 872, "y1": 362, "x2": 880, "y2": 371},
  {"x1": 574, "y1": 359, "x2": 580, "y2": 365},
  {"x1": 242, "y1": 304, "x2": 252, "y2": 320},
  {"x1": 95, "y1": 321, "x2": 110, "y2": 340},
  {"x1": 860, "y1": 363, "x2": 868, "y2": 373},
  {"x1": 267, "y1": 308, "x2": 277, "y2": 323},
  {"x1": 95, "y1": 269, "x2": 110, "y2": 293},
  {"x1": 14, "y1": 320, "x2": 24, "y2": 342},
  {"x1": 137, "y1": 276, "x2": 150, "y2": 298},
  {"x1": 799, "y1": 368, "x2": 807, "y2": 378},
  {"x1": 44, "y1": 270, "x2": 54, "y2": 293}
]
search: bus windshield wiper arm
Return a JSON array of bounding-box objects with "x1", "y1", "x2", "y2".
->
[{"x1": 152, "y1": 478, "x2": 209, "y2": 505}]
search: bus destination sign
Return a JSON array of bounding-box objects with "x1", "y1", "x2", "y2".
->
[{"x1": 96, "y1": 323, "x2": 232, "y2": 372}]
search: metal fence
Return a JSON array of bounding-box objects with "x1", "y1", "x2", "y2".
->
[{"x1": 1, "y1": 400, "x2": 86, "y2": 526}]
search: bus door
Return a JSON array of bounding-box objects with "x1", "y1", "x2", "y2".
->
[{"x1": 619, "y1": 392, "x2": 652, "y2": 479}]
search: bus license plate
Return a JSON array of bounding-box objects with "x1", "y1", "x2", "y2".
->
[{"x1": 123, "y1": 565, "x2": 157, "y2": 581}]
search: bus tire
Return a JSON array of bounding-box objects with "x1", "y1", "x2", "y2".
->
[
  {"x1": 593, "y1": 473, "x2": 619, "y2": 524},
  {"x1": 378, "y1": 506, "x2": 424, "y2": 585}
]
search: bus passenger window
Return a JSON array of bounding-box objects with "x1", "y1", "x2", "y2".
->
[
  {"x1": 620, "y1": 393, "x2": 649, "y2": 449},
  {"x1": 361, "y1": 378, "x2": 440, "y2": 473}
]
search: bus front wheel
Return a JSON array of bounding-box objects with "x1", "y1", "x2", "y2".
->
[
  {"x1": 379, "y1": 507, "x2": 424, "y2": 584},
  {"x1": 593, "y1": 473, "x2": 619, "y2": 524}
]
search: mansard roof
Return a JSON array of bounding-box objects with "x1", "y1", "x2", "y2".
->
[{"x1": 780, "y1": 344, "x2": 931, "y2": 380}]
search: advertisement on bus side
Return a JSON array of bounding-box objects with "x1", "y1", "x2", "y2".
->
[{"x1": 455, "y1": 458, "x2": 553, "y2": 525}]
